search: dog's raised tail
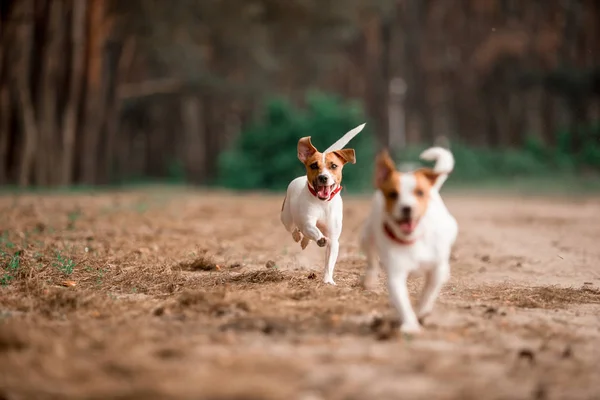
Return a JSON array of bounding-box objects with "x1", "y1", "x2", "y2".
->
[{"x1": 419, "y1": 147, "x2": 454, "y2": 191}]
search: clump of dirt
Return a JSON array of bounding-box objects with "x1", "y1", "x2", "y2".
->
[
  {"x1": 0, "y1": 324, "x2": 28, "y2": 352},
  {"x1": 370, "y1": 316, "x2": 401, "y2": 341},
  {"x1": 174, "y1": 290, "x2": 250, "y2": 318},
  {"x1": 177, "y1": 290, "x2": 225, "y2": 308},
  {"x1": 178, "y1": 251, "x2": 219, "y2": 271},
  {"x1": 220, "y1": 317, "x2": 288, "y2": 335},
  {"x1": 46, "y1": 289, "x2": 81, "y2": 310},
  {"x1": 289, "y1": 289, "x2": 316, "y2": 301},
  {"x1": 38, "y1": 288, "x2": 102, "y2": 316},
  {"x1": 228, "y1": 269, "x2": 286, "y2": 284}
]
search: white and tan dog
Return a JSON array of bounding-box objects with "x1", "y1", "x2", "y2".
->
[
  {"x1": 280, "y1": 124, "x2": 365, "y2": 285},
  {"x1": 360, "y1": 147, "x2": 457, "y2": 333}
]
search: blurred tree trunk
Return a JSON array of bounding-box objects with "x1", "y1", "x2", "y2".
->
[
  {"x1": 0, "y1": 85, "x2": 9, "y2": 183},
  {"x1": 80, "y1": 0, "x2": 111, "y2": 184},
  {"x1": 36, "y1": 0, "x2": 63, "y2": 185},
  {"x1": 181, "y1": 94, "x2": 206, "y2": 183},
  {"x1": 561, "y1": 0, "x2": 585, "y2": 152},
  {"x1": 363, "y1": 10, "x2": 388, "y2": 146},
  {"x1": 61, "y1": 0, "x2": 87, "y2": 185},
  {"x1": 403, "y1": 0, "x2": 432, "y2": 144},
  {"x1": 540, "y1": 93, "x2": 556, "y2": 146},
  {"x1": 97, "y1": 37, "x2": 129, "y2": 184},
  {"x1": 12, "y1": 0, "x2": 38, "y2": 187},
  {"x1": 0, "y1": 12, "x2": 7, "y2": 183},
  {"x1": 203, "y1": 97, "x2": 220, "y2": 183}
]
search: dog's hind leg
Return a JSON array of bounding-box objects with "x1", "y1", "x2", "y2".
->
[
  {"x1": 281, "y1": 194, "x2": 303, "y2": 243},
  {"x1": 280, "y1": 195, "x2": 293, "y2": 231},
  {"x1": 300, "y1": 236, "x2": 310, "y2": 249}
]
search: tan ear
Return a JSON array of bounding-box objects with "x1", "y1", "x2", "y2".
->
[
  {"x1": 416, "y1": 168, "x2": 439, "y2": 187},
  {"x1": 332, "y1": 149, "x2": 356, "y2": 165},
  {"x1": 375, "y1": 150, "x2": 396, "y2": 187},
  {"x1": 298, "y1": 137, "x2": 317, "y2": 162}
]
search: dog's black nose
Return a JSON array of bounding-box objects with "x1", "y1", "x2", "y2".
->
[
  {"x1": 401, "y1": 206, "x2": 412, "y2": 218},
  {"x1": 318, "y1": 175, "x2": 328, "y2": 184}
]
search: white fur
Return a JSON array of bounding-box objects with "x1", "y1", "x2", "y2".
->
[
  {"x1": 281, "y1": 176, "x2": 343, "y2": 285},
  {"x1": 419, "y1": 146, "x2": 455, "y2": 191},
  {"x1": 324, "y1": 123, "x2": 366, "y2": 154},
  {"x1": 360, "y1": 147, "x2": 458, "y2": 333}
]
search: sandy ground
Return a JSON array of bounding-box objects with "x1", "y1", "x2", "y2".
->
[{"x1": 0, "y1": 188, "x2": 599, "y2": 400}]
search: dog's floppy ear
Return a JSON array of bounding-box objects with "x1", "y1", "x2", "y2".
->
[
  {"x1": 332, "y1": 149, "x2": 356, "y2": 165},
  {"x1": 298, "y1": 137, "x2": 318, "y2": 163},
  {"x1": 375, "y1": 149, "x2": 396, "y2": 187},
  {"x1": 416, "y1": 168, "x2": 439, "y2": 187}
]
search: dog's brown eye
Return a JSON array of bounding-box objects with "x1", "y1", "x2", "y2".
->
[
  {"x1": 310, "y1": 162, "x2": 319, "y2": 170},
  {"x1": 387, "y1": 191, "x2": 399, "y2": 200},
  {"x1": 415, "y1": 189, "x2": 424, "y2": 197},
  {"x1": 330, "y1": 163, "x2": 338, "y2": 169}
]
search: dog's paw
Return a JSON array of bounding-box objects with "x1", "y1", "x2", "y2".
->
[
  {"x1": 300, "y1": 237, "x2": 310, "y2": 250},
  {"x1": 323, "y1": 276, "x2": 336, "y2": 285},
  {"x1": 400, "y1": 322, "x2": 422, "y2": 335},
  {"x1": 316, "y1": 237, "x2": 328, "y2": 247},
  {"x1": 292, "y1": 229, "x2": 302, "y2": 243},
  {"x1": 362, "y1": 275, "x2": 378, "y2": 291},
  {"x1": 362, "y1": 270, "x2": 378, "y2": 291},
  {"x1": 416, "y1": 312, "x2": 430, "y2": 326}
]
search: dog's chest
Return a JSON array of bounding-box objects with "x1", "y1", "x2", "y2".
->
[{"x1": 380, "y1": 239, "x2": 439, "y2": 273}]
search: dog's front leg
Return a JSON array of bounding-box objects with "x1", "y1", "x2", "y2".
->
[
  {"x1": 416, "y1": 262, "x2": 449, "y2": 323},
  {"x1": 322, "y1": 213, "x2": 343, "y2": 285},
  {"x1": 300, "y1": 220, "x2": 327, "y2": 248},
  {"x1": 386, "y1": 266, "x2": 420, "y2": 334},
  {"x1": 323, "y1": 239, "x2": 339, "y2": 285}
]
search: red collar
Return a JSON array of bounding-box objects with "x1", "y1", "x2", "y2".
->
[
  {"x1": 383, "y1": 223, "x2": 419, "y2": 245},
  {"x1": 307, "y1": 183, "x2": 342, "y2": 201}
]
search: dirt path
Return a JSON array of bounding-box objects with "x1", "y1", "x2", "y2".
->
[{"x1": 1, "y1": 189, "x2": 599, "y2": 400}]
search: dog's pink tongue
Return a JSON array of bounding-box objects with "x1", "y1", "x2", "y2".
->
[
  {"x1": 317, "y1": 186, "x2": 331, "y2": 199},
  {"x1": 399, "y1": 221, "x2": 416, "y2": 234}
]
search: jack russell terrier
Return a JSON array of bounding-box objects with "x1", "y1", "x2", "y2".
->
[
  {"x1": 281, "y1": 123, "x2": 365, "y2": 285},
  {"x1": 360, "y1": 147, "x2": 457, "y2": 333}
]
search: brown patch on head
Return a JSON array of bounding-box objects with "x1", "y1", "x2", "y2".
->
[
  {"x1": 412, "y1": 169, "x2": 436, "y2": 219},
  {"x1": 323, "y1": 151, "x2": 352, "y2": 185},
  {"x1": 375, "y1": 150, "x2": 401, "y2": 214},
  {"x1": 332, "y1": 149, "x2": 356, "y2": 165},
  {"x1": 298, "y1": 137, "x2": 354, "y2": 188},
  {"x1": 375, "y1": 152, "x2": 437, "y2": 219},
  {"x1": 415, "y1": 168, "x2": 439, "y2": 189},
  {"x1": 302, "y1": 151, "x2": 325, "y2": 188},
  {"x1": 298, "y1": 137, "x2": 324, "y2": 186},
  {"x1": 297, "y1": 137, "x2": 317, "y2": 163}
]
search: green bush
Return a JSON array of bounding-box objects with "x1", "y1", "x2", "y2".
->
[{"x1": 218, "y1": 92, "x2": 375, "y2": 191}]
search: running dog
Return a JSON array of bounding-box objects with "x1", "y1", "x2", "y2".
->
[
  {"x1": 280, "y1": 124, "x2": 365, "y2": 285},
  {"x1": 360, "y1": 147, "x2": 457, "y2": 333}
]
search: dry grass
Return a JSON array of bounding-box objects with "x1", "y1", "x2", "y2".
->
[
  {"x1": 1, "y1": 189, "x2": 600, "y2": 399},
  {"x1": 462, "y1": 285, "x2": 600, "y2": 309},
  {"x1": 507, "y1": 286, "x2": 600, "y2": 308}
]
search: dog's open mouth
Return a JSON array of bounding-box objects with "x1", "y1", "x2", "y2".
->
[
  {"x1": 396, "y1": 218, "x2": 418, "y2": 235},
  {"x1": 316, "y1": 184, "x2": 336, "y2": 200}
]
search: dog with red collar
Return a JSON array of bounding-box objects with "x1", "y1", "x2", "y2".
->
[
  {"x1": 280, "y1": 124, "x2": 364, "y2": 285},
  {"x1": 360, "y1": 146, "x2": 457, "y2": 333}
]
